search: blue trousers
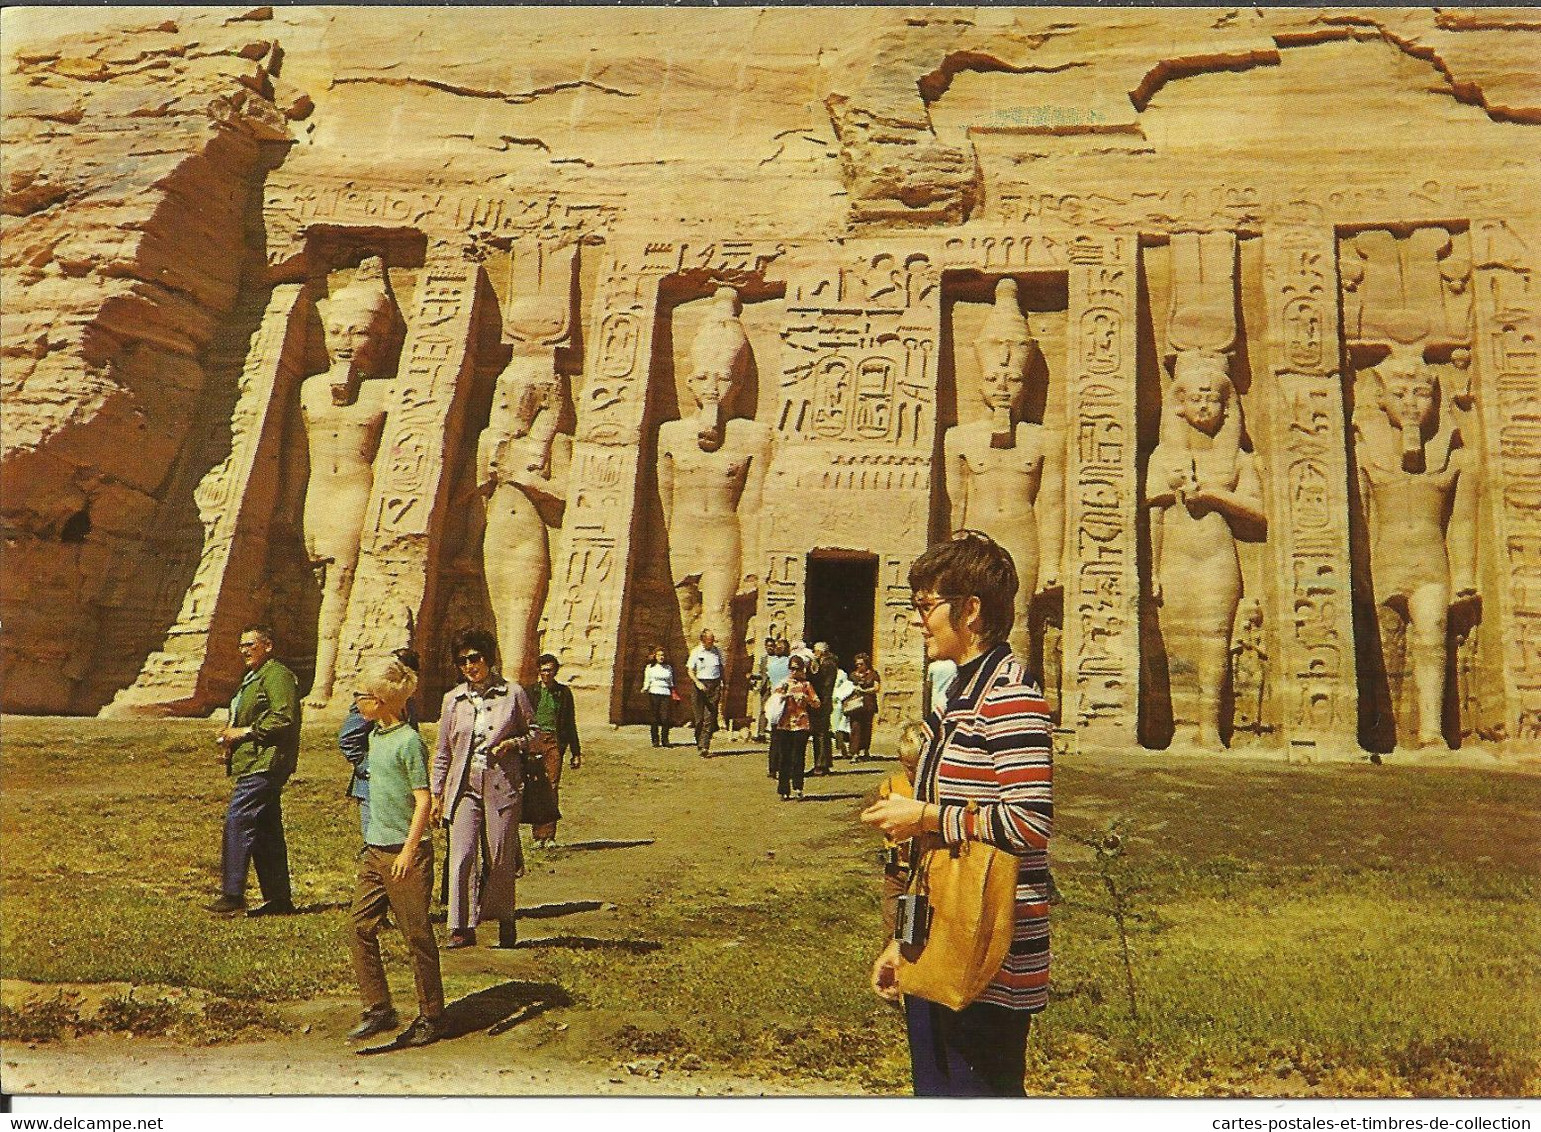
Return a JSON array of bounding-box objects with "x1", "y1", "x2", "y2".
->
[
  {"x1": 905, "y1": 995, "x2": 1032, "y2": 1097},
  {"x1": 221, "y1": 771, "x2": 292, "y2": 905}
]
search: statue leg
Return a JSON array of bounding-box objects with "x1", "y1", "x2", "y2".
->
[
  {"x1": 1193, "y1": 626, "x2": 1232, "y2": 751},
  {"x1": 311, "y1": 558, "x2": 356, "y2": 707},
  {"x1": 485, "y1": 488, "x2": 551, "y2": 684},
  {"x1": 1407, "y1": 583, "x2": 1451, "y2": 749}
]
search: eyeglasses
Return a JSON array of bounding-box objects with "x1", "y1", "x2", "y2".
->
[
  {"x1": 455, "y1": 652, "x2": 486, "y2": 667},
  {"x1": 911, "y1": 596, "x2": 960, "y2": 621}
]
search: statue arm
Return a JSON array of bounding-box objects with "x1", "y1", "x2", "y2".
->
[
  {"x1": 1449, "y1": 452, "x2": 1478, "y2": 595},
  {"x1": 943, "y1": 429, "x2": 966, "y2": 532},
  {"x1": 1148, "y1": 497, "x2": 1167, "y2": 606},
  {"x1": 1038, "y1": 429, "x2": 1065, "y2": 590},
  {"x1": 740, "y1": 433, "x2": 772, "y2": 589},
  {"x1": 1200, "y1": 452, "x2": 1268, "y2": 532}
]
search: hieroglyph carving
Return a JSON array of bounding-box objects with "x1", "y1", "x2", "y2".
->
[
  {"x1": 103, "y1": 286, "x2": 310, "y2": 715},
  {"x1": 332, "y1": 259, "x2": 484, "y2": 696},
  {"x1": 300, "y1": 256, "x2": 406, "y2": 705},
  {"x1": 1471, "y1": 220, "x2": 1541, "y2": 740},
  {"x1": 1063, "y1": 235, "x2": 1140, "y2": 743},
  {"x1": 479, "y1": 240, "x2": 577, "y2": 682},
  {"x1": 943, "y1": 278, "x2": 1064, "y2": 660},
  {"x1": 1261, "y1": 227, "x2": 1358, "y2": 748},
  {"x1": 779, "y1": 251, "x2": 937, "y2": 449}
]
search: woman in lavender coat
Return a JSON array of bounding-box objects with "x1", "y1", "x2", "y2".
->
[{"x1": 431, "y1": 628, "x2": 532, "y2": 950}]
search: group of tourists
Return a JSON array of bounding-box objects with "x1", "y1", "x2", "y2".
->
[
  {"x1": 206, "y1": 624, "x2": 583, "y2": 1050},
  {"x1": 205, "y1": 529, "x2": 1052, "y2": 1095}
]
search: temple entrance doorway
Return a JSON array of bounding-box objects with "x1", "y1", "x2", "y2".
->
[{"x1": 803, "y1": 551, "x2": 878, "y2": 670}]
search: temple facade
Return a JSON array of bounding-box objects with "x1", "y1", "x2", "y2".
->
[{"x1": 3, "y1": 7, "x2": 1538, "y2": 759}]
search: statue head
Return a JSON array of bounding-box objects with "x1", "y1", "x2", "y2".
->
[
  {"x1": 686, "y1": 286, "x2": 750, "y2": 450},
  {"x1": 322, "y1": 256, "x2": 401, "y2": 403},
  {"x1": 1170, "y1": 350, "x2": 1233, "y2": 437},
  {"x1": 1375, "y1": 349, "x2": 1439, "y2": 472},
  {"x1": 973, "y1": 278, "x2": 1034, "y2": 420}
]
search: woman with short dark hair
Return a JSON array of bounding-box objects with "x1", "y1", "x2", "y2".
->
[
  {"x1": 769, "y1": 654, "x2": 820, "y2": 802},
  {"x1": 861, "y1": 530, "x2": 1054, "y2": 1096},
  {"x1": 845, "y1": 652, "x2": 881, "y2": 761},
  {"x1": 431, "y1": 628, "x2": 532, "y2": 949}
]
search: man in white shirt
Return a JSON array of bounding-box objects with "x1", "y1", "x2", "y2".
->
[{"x1": 687, "y1": 629, "x2": 724, "y2": 756}]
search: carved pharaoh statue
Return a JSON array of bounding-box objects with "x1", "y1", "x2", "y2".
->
[
  {"x1": 657, "y1": 285, "x2": 774, "y2": 647},
  {"x1": 1147, "y1": 350, "x2": 1266, "y2": 750},
  {"x1": 1354, "y1": 339, "x2": 1478, "y2": 749},
  {"x1": 943, "y1": 278, "x2": 1064, "y2": 659},
  {"x1": 298, "y1": 256, "x2": 405, "y2": 706}
]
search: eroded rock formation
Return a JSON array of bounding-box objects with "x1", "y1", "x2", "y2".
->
[{"x1": 2, "y1": 7, "x2": 1537, "y2": 760}]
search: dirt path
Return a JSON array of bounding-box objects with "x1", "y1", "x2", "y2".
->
[{"x1": 5, "y1": 724, "x2": 891, "y2": 1097}]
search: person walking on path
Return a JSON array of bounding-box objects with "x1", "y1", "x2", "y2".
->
[
  {"x1": 432, "y1": 628, "x2": 531, "y2": 950},
  {"x1": 641, "y1": 646, "x2": 677, "y2": 748},
  {"x1": 807, "y1": 641, "x2": 839, "y2": 775},
  {"x1": 208, "y1": 624, "x2": 301, "y2": 917},
  {"x1": 762, "y1": 637, "x2": 791, "y2": 777},
  {"x1": 344, "y1": 656, "x2": 444, "y2": 1048},
  {"x1": 770, "y1": 654, "x2": 820, "y2": 801},
  {"x1": 529, "y1": 653, "x2": 582, "y2": 848},
  {"x1": 338, "y1": 647, "x2": 420, "y2": 839},
  {"x1": 862, "y1": 531, "x2": 1053, "y2": 1097},
  {"x1": 687, "y1": 629, "x2": 724, "y2": 756}
]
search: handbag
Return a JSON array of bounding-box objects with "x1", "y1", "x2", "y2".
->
[
  {"x1": 894, "y1": 804, "x2": 1018, "y2": 1011},
  {"x1": 763, "y1": 690, "x2": 788, "y2": 728},
  {"x1": 520, "y1": 751, "x2": 562, "y2": 828},
  {"x1": 841, "y1": 691, "x2": 868, "y2": 714}
]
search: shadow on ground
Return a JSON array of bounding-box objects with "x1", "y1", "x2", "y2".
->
[{"x1": 357, "y1": 980, "x2": 571, "y2": 1053}]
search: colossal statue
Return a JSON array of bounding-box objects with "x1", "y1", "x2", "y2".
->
[
  {"x1": 657, "y1": 286, "x2": 773, "y2": 648},
  {"x1": 1354, "y1": 345, "x2": 1478, "y2": 749},
  {"x1": 478, "y1": 357, "x2": 570, "y2": 683},
  {"x1": 1147, "y1": 351, "x2": 1266, "y2": 750},
  {"x1": 298, "y1": 256, "x2": 404, "y2": 706},
  {"x1": 943, "y1": 278, "x2": 1064, "y2": 660}
]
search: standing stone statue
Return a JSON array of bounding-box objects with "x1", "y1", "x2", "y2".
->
[
  {"x1": 657, "y1": 286, "x2": 773, "y2": 648},
  {"x1": 943, "y1": 278, "x2": 1064, "y2": 659},
  {"x1": 1354, "y1": 346, "x2": 1478, "y2": 749},
  {"x1": 1147, "y1": 351, "x2": 1266, "y2": 750},
  {"x1": 298, "y1": 257, "x2": 404, "y2": 706},
  {"x1": 478, "y1": 358, "x2": 570, "y2": 685}
]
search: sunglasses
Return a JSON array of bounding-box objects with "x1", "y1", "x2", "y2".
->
[{"x1": 455, "y1": 651, "x2": 486, "y2": 667}]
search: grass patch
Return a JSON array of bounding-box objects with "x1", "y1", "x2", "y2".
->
[{"x1": 1, "y1": 717, "x2": 1537, "y2": 1094}]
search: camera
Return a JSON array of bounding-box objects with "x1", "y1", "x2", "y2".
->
[{"x1": 894, "y1": 892, "x2": 930, "y2": 947}]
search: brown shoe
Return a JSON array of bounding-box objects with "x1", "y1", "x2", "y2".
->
[{"x1": 444, "y1": 930, "x2": 476, "y2": 950}]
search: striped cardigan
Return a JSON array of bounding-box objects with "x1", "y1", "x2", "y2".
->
[{"x1": 916, "y1": 642, "x2": 1053, "y2": 1012}]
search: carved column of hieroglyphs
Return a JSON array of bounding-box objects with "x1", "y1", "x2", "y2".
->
[
  {"x1": 1261, "y1": 226, "x2": 1359, "y2": 753},
  {"x1": 102, "y1": 285, "x2": 311, "y2": 717},
  {"x1": 332, "y1": 258, "x2": 484, "y2": 696},
  {"x1": 1062, "y1": 233, "x2": 1140, "y2": 746},
  {"x1": 768, "y1": 245, "x2": 941, "y2": 717},
  {"x1": 548, "y1": 238, "x2": 672, "y2": 694},
  {"x1": 1471, "y1": 220, "x2": 1541, "y2": 743}
]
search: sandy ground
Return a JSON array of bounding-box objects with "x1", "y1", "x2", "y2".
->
[{"x1": 3, "y1": 722, "x2": 890, "y2": 1098}]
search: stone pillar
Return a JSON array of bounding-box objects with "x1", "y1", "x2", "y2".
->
[
  {"x1": 547, "y1": 239, "x2": 671, "y2": 704},
  {"x1": 1062, "y1": 233, "x2": 1141, "y2": 747},
  {"x1": 332, "y1": 256, "x2": 486, "y2": 701},
  {"x1": 1471, "y1": 219, "x2": 1541, "y2": 745},
  {"x1": 101, "y1": 284, "x2": 310, "y2": 717},
  {"x1": 1260, "y1": 226, "x2": 1359, "y2": 756}
]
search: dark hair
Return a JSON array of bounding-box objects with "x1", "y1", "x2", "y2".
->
[
  {"x1": 537, "y1": 653, "x2": 559, "y2": 670},
  {"x1": 240, "y1": 624, "x2": 275, "y2": 643},
  {"x1": 392, "y1": 647, "x2": 421, "y2": 673},
  {"x1": 907, "y1": 529, "x2": 1019, "y2": 647},
  {"x1": 450, "y1": 627, "x2": 498, "y2": 667},
  {"x1": 788, "y1": 655, "x2": 806, "y2": 671},
  {"x1": 854, "y1": 652, "x2": 871, "y2": 666}
]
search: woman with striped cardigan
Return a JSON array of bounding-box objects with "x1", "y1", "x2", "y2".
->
[{"x1": 861, "y1": 530, "x2": 1053, "y2": 1097}]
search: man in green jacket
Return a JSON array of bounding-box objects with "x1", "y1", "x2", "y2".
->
[{"x1": 207, "y1": 624, "x2": 302, "y2": 916}]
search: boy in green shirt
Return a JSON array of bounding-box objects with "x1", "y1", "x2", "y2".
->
[{"x1": 344, "y1": 657, "x2": 444, "y2": 1047}]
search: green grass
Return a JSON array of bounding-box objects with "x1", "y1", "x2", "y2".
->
[{"x1": 2, "y1": 717, "x2": 1537, "y2": 1095}]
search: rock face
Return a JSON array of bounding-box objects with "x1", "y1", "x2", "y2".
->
[{"x1": 2, "y1": 7, "x2": 1538, "y2": 759}]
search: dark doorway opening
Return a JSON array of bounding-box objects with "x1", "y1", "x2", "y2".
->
[{"x1": 804, "y1": 551, "x2": 878, "y2": 671}]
